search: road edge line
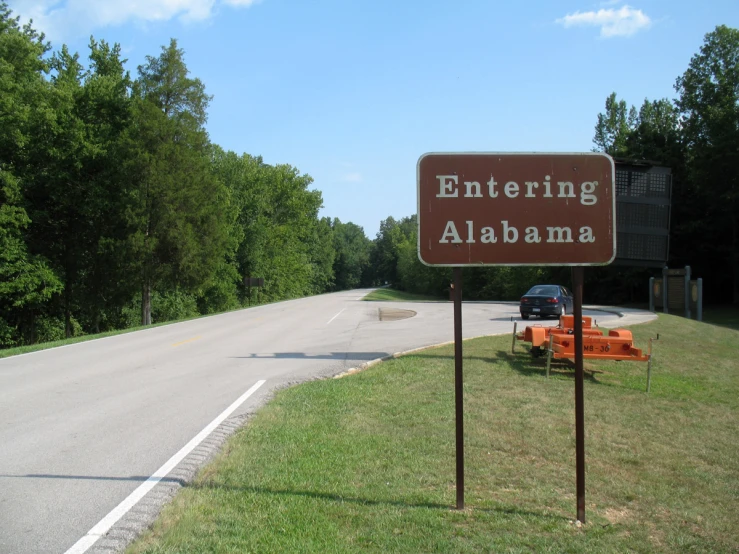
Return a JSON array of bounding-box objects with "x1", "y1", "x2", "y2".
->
[{"x1": 63, "y1": 379, "x2": 267, "y2": 554}]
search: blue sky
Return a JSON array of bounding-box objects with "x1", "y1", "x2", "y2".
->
[{"x1": 7, "y1": 0, "x2": 738, "y2": 239}]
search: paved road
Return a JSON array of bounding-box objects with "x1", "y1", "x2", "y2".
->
[{"x1": 0, "y1": 289, "x2": 655, "y2": 553}]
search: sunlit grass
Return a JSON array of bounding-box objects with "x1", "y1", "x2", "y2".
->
[
  {"x1": 362, "y1": 288, "x2": 444, "y2": 302},
  {"x1": 128, "y1": 313, "x2": 739, "y2": 553}
]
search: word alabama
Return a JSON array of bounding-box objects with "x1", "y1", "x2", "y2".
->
[{"x1": 440, "y1": 220, "x2": 594, "y2": 245}]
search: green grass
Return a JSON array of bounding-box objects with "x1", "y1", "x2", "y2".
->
[
  {"x1": 0, "y1": 289, "x2": 440, "y2": 358},
  {"x1": 363, "y1": 288, "x2": 445, "y2": 302},
  {"x1": 0, "y1": 299, "x2": 281, "y2": 359},
  {"x1": 127, "y1": 313, "x2": 739, "y2": 553},
  {"x1": 0, "y1": 324, "x2": 163, "y2": 359},
  {"x1": 702, "y1": 305, "x2": 739, "y2": 331}
]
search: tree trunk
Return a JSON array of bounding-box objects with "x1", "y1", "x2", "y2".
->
[
  {"x1": 64, "y1": 281, "x2": 72, "y2": 338},
  {"x1": 142, "y1": 280, "x2": 152, "y2": 325},
  {"x1": 733, "y1": 215, "x2": 739, "y2": 305}
]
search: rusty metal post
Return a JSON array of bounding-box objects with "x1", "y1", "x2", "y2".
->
[
  {"x1": 572, "y1": 266, "x2": 586, "y2": 524},
  {"x1": 546, "y1": 346, "x2": 552, "y2": 378},
  {"x1": 684, "y1": 266, "x2": 691, "y2": 319},
  {"x1": 511, "y1": 322, "x2": 518, "y2": 354},
  {"x1": 453, "y1": 267, "x2": 464, "y2": 510},
  {"x1": 662, "y1": 266, "x2": 669, "y2": 314},
  {"x1": 647, "y1": 334, "x2": 659, "y2": 393}
]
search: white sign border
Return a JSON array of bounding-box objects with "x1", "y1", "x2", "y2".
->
[{"x1": 416, "y1": 151, "x2": 617, "y2": 267}]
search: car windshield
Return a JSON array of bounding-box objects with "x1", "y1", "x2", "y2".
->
[{"x1": 525, "y1": 285, "x2": 559, "y2": 296}]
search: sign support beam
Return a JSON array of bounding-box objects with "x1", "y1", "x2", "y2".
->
[
  {"x1": 572, "y1": 266, "x2": 586, "y2": 523},
  {"x1": 453, "y1": 267, "x2": 464, "y2": 510},
  {"x1": 418, "y1": 152, "x2": 614, "y2": 522}
]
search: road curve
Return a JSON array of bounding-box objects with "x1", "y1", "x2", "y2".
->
[{"x1": 0, "y1": 289, "x2": 655, "y2": 553}]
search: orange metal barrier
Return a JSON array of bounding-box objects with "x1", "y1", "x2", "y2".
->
[
  {"x1": 513, "y1": 316, "x2": 650, "y2": 363},
  {"x1": 549, "y1": 329, "x2": 649, "y2": 362},
  {"x1": 511, "y1": 316, "x2": 659, "y2": 392}
]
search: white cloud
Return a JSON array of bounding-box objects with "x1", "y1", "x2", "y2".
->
[
  {"x1": 342, "y1": 172, "x2": 362, "y2": 183},
  {"x1": 556, "y1": 5, "x2": 652, "y2": 38},
  {"x1": 222, "y1": 0, "x2": 260, "y2": 5},
  {"x1": 8, "y1": 0, "x2": 259, "y2": 41}
]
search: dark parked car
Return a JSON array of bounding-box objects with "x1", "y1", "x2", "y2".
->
[{"x1": 519, "y1": 284, "x2": 573, "y2": 320}]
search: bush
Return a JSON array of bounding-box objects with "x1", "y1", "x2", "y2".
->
[{"x1": 35, "y1": 316, "x2": 83, "y2": 343}]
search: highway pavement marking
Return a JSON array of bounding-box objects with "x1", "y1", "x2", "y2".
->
[
  {"x1": 64, "y1": 379, "x2": 267, "y2": 554},
  {"x1": 171, "y1": 336, "x2": 202, "y2": 347},
  {"x1": 326, "y1": 308, "x2": 346, "y2": 325}
]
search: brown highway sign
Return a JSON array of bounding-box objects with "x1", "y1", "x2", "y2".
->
[{"x1": 417, "y1": 152, "x2": 616, "y2": 266}]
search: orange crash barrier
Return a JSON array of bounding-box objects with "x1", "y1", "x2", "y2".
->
[
  {"x1": 514, "y1": 315, "x2": 602, "y2": 355},
  {"x1": 511, "y1": 315, "x2": 659, "y2": 391},
  {"x1": 549, "y1": 329, "x2": 649, "y2": 362}
]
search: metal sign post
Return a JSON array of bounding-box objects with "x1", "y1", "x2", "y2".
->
[
  {"x1": 572, "y1": 266, "x2": 586, "y2": 523},
  {"x1": 417, "y1": 152, "x2": 615, "y2": 518},
  {"x1": 453, "y1": 267, "x2": 464, "y2": 509}
]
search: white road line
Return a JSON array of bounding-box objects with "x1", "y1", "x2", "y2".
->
[
  {"x1": 64, "y1": 379, "x2": 267, "y2": 554},
  {"x1": 326, "y1": 308, "x2": 346, "y2": 325}
]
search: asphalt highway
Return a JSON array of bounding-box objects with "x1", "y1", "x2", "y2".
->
[{"x1": 0, "y1": 289, "x2": 655, "y2": 553}]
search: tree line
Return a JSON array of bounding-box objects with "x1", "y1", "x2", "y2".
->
[
  {"x1": 1, "y1": 4, "x2": 381, "y2": 348},
  {"x1": 372, "y1": 25, "x2": 739, "y2": 306},
  {"x1": 2, "y1": 8, "x2": 736, "y2": 349}
]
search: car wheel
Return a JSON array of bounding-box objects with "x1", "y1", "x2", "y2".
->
[{"x1": 521, "y1": 313, "x2": 529, "y2": 320}]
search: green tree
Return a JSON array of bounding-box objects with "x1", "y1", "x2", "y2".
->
[
  {"x1": 74, "y1": 39, "x2": 136, "y2": 332},
  {"x1": 125, "y1": 39, "x2": 230, "y2": 324},
  {"x1": 592, "y1": 92, "x2": 637, "y2": 156},
  {"x1": 675, "y1": 25, "x2": 739, "y2": 303},
  {"x1": 0, "y1": 171, "x2": 61, "y2": 346},
  {"x1": 39, "y1": 45, "x2": 87, "y2": 337},
  {"x1": 309, "y1": 216, "x2": 335, "y2": 293},
  {"x1": 331, "y1": 219, "x2": 371, "y2": 290},
  {"x1": 625, "y1": 99, "x2": 682, "y2": 162},
  {"x1": 250, "y1": 164, "x2": 324, "y2": 301},
  {"x1": 369, "y1": 216, "x2": 416, "y2": 287},
  {"x1": 591, "y1": 94, "x2": 684, "y2": 304},
  {"x1": 0, "y1": 4, "x2": 62, "y2": 345},
  {"x1": 395, "y1": 224, "x2": 450, "y2": 296}
]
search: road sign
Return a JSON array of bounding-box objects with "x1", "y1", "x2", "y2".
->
[{"x1": 417, "y1": 152, "x2": 616, "y2": 266}]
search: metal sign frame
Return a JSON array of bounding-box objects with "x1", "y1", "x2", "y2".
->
[
  {"x1": 417, "y1": 152, "x2": 616, "y2": 267},
  {"x1": 416, "y1": 152, "x2": 612, "y2": 521}
]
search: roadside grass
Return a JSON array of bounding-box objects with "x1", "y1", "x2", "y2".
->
[
  {"x1": 0, "y1": 288, "x2": 440, "y2": 359},
  {"x1": 363, "y1": 288, "x2": 445, "y2": 302},
  {"x1": 703, "y1": 305, "x2": 739, "y2": 331},
  {"x1": 0, "y1": 294, "x2": 321, "y2": 359},
  {"x1": 0, "y1": 317, "x2": 209, "y2": 359},
  {"x1": 0, "y1": 324, "x2": 157, "y2": 359},
  {"x1": 127, "y1": 313, "x2": 739, "y2": 553}
]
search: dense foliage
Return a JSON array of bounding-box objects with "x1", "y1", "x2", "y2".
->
[
  {"x1": 377, "y1": 25, "x2": 739, "y2": 306},
  {"x1": 1, "y1": 6, "x2": 736, "y2": 348},
  {"x1": 0, "y1": 4, "x2": 376, "y2": 347}
]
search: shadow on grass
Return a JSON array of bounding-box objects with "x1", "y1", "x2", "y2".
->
[
  {"x1": 186, "y1": 482, "x2": 569, "y2": 521},
  {"x1": 408, "y1": 350, "x2": 602, "y2": 382},
  {"x1": 702, "y1": 306, "x2": 739, "y2": 332},
  {"x1": 496, "y1": 350, "x2": 603, "y2": 382},
  {"x1": 229, "y1": 352, "x2": 390, "y2": 361}
]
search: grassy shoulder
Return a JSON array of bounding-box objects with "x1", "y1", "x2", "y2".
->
[
  {"x1": 363, "y1": 288, "x2": 445, "y2": 302},
  {"x1": 0, "y1": 288, "x2": 438, "y2": 359},
  {"x1": 127, "y1": 313, "x2": 738, "y2": 553},
  {"x1": 0, "y1": 316, "x2": 206, "y2": 359}
]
